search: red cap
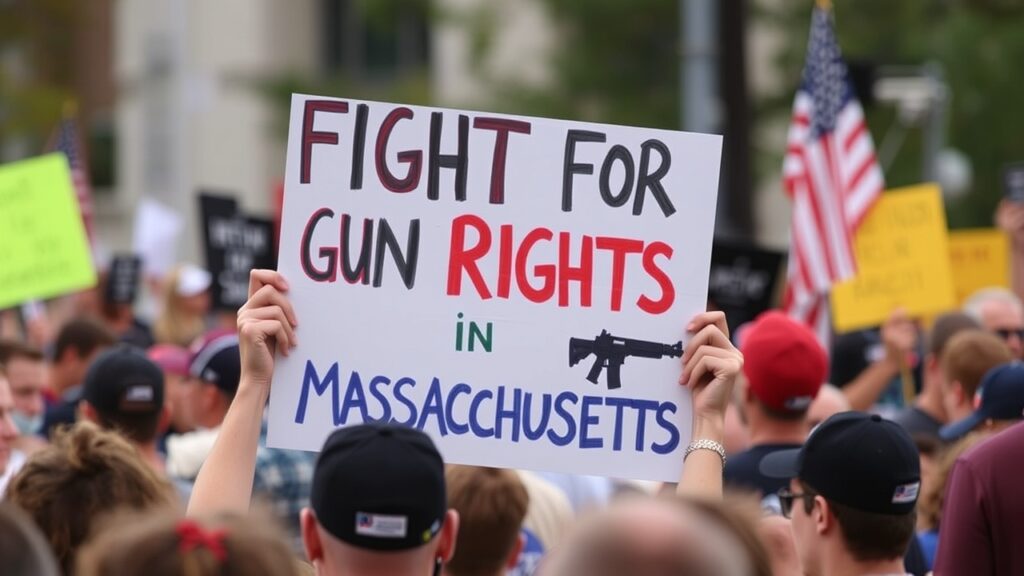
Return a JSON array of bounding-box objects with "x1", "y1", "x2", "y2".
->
[
  {"x1": 740, "y1": 311, "x2": 827, "y2": 413},
  {"x1": 146, "y1": 344, "x2": 190, "y2": 377}
]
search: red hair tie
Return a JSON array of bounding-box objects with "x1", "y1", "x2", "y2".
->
[{"x1": 176, "y1": 519, "x2": 228, "y2": 562}]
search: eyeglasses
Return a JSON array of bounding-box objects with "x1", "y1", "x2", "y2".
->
[
  {"x1": 994, "y1": 328, "x2": 1024, "y2": 341},
  {"x1": 777, "y1": 488, "x2": 817, "y2": 519}
]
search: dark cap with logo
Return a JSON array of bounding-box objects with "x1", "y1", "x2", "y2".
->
[
  {"x1": 82, "y1": 344, "x2": 164, "y2": 417},
  {"x1": 940, "y1": 361, "x2": 1024, "y2": 442},
  {"x1": 188, "y1": 331, "x2": 240, "y2": 396},
  {"x1": 311, "y1": 423, "x2": 447, "y2": 551},
  {"x1": 760, "y1": 411, "x2": 921, "y2": 515}
]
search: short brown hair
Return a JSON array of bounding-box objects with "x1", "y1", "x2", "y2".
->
[
  {"x1": 446, "y1": 465, "x2": 529, "y2": 576},
  {"x1": 0, "y1": 340, "x2": 45, "y2": 365},
  {"x1": 5, "y1": 422, "x2": 175, "y2": 573},
  {"x1": 800, "y1": 481, "x2": 916, "y2": 562},
  {"x1": 77, "y1": 511, "x2": 301, "y2": 576},
  {"x1": 941, "y1": 330, "x2": 1012, "y2": 397},
  {"x1": 927, "y1": 312, "x2": 980, "y2": 357},
  {"x1": 54, "y1": 318, "x2": 116, "y2": 362}
]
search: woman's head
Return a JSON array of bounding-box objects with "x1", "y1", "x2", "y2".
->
[
  {"x1": 77, "y1": 511, "x2": 302, "y2": 576},
  {"x1": 5, "y1": 422, "x2": 175, "y2": 572},
  {"x1": 155, "y1": 264, "x2": 212, "y2": 346}
]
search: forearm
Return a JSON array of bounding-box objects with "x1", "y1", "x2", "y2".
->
[
  {"x1": 187, "y1": 379, "x2": 269, "y2": 516},
  {"x1": 677, "y1": 417, "x2": 724, "y2": 499},
  {"x1": 842, "y1": 359, "x2": 899, "y2": 411}
]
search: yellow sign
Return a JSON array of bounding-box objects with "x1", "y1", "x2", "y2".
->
[
  {"x1": 0, "y1": 154, "x2": 96, "y2": 308},
  {"x1": 831, "y1": 184, "x2": 955, "y2": 332},
  {"x1": 948, "y1": 229, "x2": 1010, "y2": 306}
]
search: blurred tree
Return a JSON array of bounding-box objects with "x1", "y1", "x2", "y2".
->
[{"x1": 756, "y1": 0, "x2": 1024, "y2": 228}]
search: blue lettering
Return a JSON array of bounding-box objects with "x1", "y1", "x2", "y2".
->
[
  {"x1": 295, "y1": 360, "x2": 340, "y2": 425},
  {"x1": 632, "y1": 399, "x2": 659, "y2": 452},
  {"x1": 445, "y1": 383, "x2": 472, "y2": 435},
  {"x1": 495, "y1": 386, "x2": 522, "y2": 441},
  {"x1": 392, "y1": 377, "x2": 419, "y2": 426},
  {"x1": 417, "y1": 378, "x2": 449, "y2": 436},
  {"x1": 547, "y1": 391, "x2": 578, "y2": 446},
  {"x1": 652, "y1": 402, "x2": 681, "y2": 455},
  {"x1": 469, "y1": 390, "x2": 495, "y2": 438},
  {"x1": 368, "y1": 376, "x2": 393, "y2": 422},
  {"x1": 604, "y1": 397, "x2": 631, "y2": 451},
  {"x1": 579, "y1": 395, "x2": 604, "y2": 449},
  {"x1": 521, "y1": 392, "x2": 552, "y2": 441},
  {"x1": 339, "y1": 371, "x2": 369, "y2": 424}
]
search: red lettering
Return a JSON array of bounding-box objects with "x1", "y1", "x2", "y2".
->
[
  {"x1": 516, "y1": 229, "x2": 555, "y2": 303},
  {"x1": 558, "y1": 232, "x2": 593, "y2": 308},
  {"x1": 375, "y1": 107, "x2": 422, "y2": 192},
  {"x1": 595, "y1": 237, "x2": 645, "y2": 311},
  {"x1": 497, "y1": 224, "x2": 514, "y2": 298},
  {"x1": 301, "y1": 100, "x2": 349, "y2": 184},
  {"x1": 472, "y1": 117, "x2": 532, "y2": 204},
  {"x1": 638, "y1": 241, "x2": 674, "y2": 314},
  {"x1": 447, "y1": 214, "x2": 492, "y2": 299},
  {"x1": 300, "y1": 208, "x2": 338, "y2": 282}
]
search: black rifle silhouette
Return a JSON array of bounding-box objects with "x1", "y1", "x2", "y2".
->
[{"x1": 569, "y1": 330, "x2": 683, "y2": 389}]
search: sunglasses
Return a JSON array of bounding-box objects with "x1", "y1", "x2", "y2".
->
[
  {"x1": 777, "y1": 488, "x2": 817, "y2": 519},
  {"x1": 994, "y1": 328, "x2": 1024, "y2": 341}
]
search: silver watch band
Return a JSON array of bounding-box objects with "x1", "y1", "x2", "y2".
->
[{"x1": 684, "y1": 438, "x2": 727, "y2": 466}]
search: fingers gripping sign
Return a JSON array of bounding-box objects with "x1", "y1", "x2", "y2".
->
[
  {"x1": 237, "y1": 270, "x2": 299, "y2": 387},
  {"x1": 679, "y1": 311, "x2": 743, "y2": 424}
]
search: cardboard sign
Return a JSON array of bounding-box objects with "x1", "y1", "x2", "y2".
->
[
  {"x1": 831, "y1": 184, "x2": 955, "y2": 332},
  {"x1": 132, "y1": 198, "x2": 183, "y2": 279},
  {"x1": 199, "y1": 193, "x2": 276, "y2": 311},
  {"x1": 948, "y1": 229, "x2": 1010, "y2": 305},
  {"x1": 0, "y1": 154, "x2": 96, "y2": 309},
  {"x1": 708, "y1": 241, "x2": 784, "y2": 334},
  {"x1": 104, "y1": 254, "x2": 143, "y2": 305},
  {"x1": 267, "y1": 95, "x2": 722, "y2": 482}
]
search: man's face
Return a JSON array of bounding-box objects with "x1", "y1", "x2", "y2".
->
[
  {"x1": 788, "y1": 478, "x2": 821, "y2": 576},
  {"x1": 7, "y1": 357, "x2": 47, "y2": 422},
  {"x1": 165, "y1": 372, "x2": 196, "y2": 432},
  {"x1": 0, "y1": 377, "x2": 20, "y2": 475},
  {"x1": 980, "y1": 300, "x2": 1024, "y2": 358}
]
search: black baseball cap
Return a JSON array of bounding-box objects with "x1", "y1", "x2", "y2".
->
[
  {"x1": 82, "y1": 344, "x2": 164, "y2": 417},
  {"x1": 940, "y1": 361, "x2": 1024, "y2": 442},
  {"x1": 760, "y1": 411, "x2": 921, "y2": 515},
  {"x1": 188, "y1": 331, "x2": 241, "y2": 396},
  {"x1": 311, "y1": 423, "x2": 447, "y2": 551}
]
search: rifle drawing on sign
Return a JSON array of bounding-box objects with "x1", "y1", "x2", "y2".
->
[{"x1": 569, "y1": 330, "x2": 683, "y2": 389}]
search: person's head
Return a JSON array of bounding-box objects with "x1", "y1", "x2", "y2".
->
[
  {"x1": 740, "y1": 311, "x2": 827, "y2": 428},
  {"x1": 180, "y1": 332, "x2": 240, "y2": 430},
  {"x1": 79, "y1": 345, "x2": 167, "y2": 446},
  {"x1": 939, "y1": 361, "x2": 1024, "y2": 442},
  {"x1": 301, "y1": 423, "x2": 459, "y2": 576},
  {"x1": 543, "y1": 495, "x2": 771, "y2": 576},
  {"x1": 51, "y1": 318, "x2": 117, "y2": 394},
  {"x1": 155, "y1": 264, "x2": 212, "y2": 347},
  {"x1": 761, "y1": 412, "x2": 920, "y2": 575},
  {"x1": 0, "y1": 368, "x2": 19, "y2": 476},
  {"x1": 0, "y1": 503, "x2": 60, "y2": 576},
  {"x1": 76, "y1": 511, "x2": 301, "y2": 576},
  {"x1": 0, "y1": 341, "x2": 47, "y2": 436},
  {"x1": 939, "y1": 330, "x2": 1013, "y2": 422},
  {"x1": 147, "y1": 345, "x2": 193, "y2": 433},
  {"x1": 444, "y1": 466, "x2": 528, "y2": 576},
  {"x1": 917, "y1": 430, "x2": 994, "y2": 532},
  {"x1": 922, "y1": 313, "x2": 981, "y2": 408},
  {"x1": 806, "y1": 384, "x2": 850, "y2": 430},
  {"x1": 5, "y1": 422, "x2": 174, "y2": 572},
  {"x1": 963, "y1": 287, "x2": 1024, "y2": 357}
]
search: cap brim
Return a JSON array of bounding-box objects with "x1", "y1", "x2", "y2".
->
[
  {"x1": 939, "y1": 412, "x2": 986, "y2": 442},
  {"x1": 759, "y1": 448, "x2": 802, "y2": 479}
]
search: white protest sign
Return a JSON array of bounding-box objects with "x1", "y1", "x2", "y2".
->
[{"x1": 268, "y1": 95, "x2": 722, "y2": 482}]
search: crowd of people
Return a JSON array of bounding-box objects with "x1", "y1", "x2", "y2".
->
[{"x1": 1, "y1": 250, "x2": 1023, "y2": 576}]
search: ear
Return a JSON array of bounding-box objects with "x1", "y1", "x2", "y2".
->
[
  {"x1": 78, "y1": 401, "x2": 99, "y2": 424},
  {"x1": 437, "y1": 509, "x2": 460, "y2": 564},
  {"x1": 505, "y1": 532, "x2": 526, "y2": 569},
  {"x1": 952, "y1": 381, "x2": 967, "y2": 407},
  {"x1": 301, "y1": 508, "x2": 324, "y2": 564},
  {"x1": 814, "y1": 496, "x2": 834, "y2": 536}
]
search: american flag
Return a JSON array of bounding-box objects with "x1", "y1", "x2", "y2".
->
[
  {"x1": 782, "y1": 6, "x2": 883, "y2": 341},
  {"x1": 50, "y1": 110, "x2": 97, "y2": 253}
]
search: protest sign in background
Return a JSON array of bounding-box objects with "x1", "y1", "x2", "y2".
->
[
  {"x1": 708, "y1": 241, "x2": 784, "y2": 334},
  {"x1": 267, "y1": 95, "x2": 722, "y2": 482},
  {"x1": 0, "y1": 154, "x2": 96, "y2": 309},
  {"x1": 948, "y1": 229, "x2": 1009, "y2": 306},
  {"x1": 831, "y1": 184, "x2": 955, "y2": 332},
  {"x1": 199, "y1": 193, "x2": 276, "y2": 311},
  {"x1": 104, "y1": 254, "x2": 143, "y2": 305}
]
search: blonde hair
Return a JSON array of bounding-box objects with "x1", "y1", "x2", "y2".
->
[
  {"x1": 154, "y1": 265, "x2": 207, "y2": 347},
  {"x1": 445, "y1": 465, "x2": 529, "y2": 576},
  {"x1": 76, "y1": 511, "x2": 303, "y2": 576},
  {"x1": 941, "y1": 330, "x2": 1013, "y2": 398},
  {"x1": 5, "y1": 422, "x2": 176, "y2": 573},
  {"x1": 918, "y1": 431, "x2": 994, "y2": 531}
]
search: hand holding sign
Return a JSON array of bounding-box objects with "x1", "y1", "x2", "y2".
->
[
  {"x1": 680, "y1": 311, "x2": 742, "y2": 431},
  {"x1": 237, "y1": 270, "x2": 298, "y2": 391}
]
